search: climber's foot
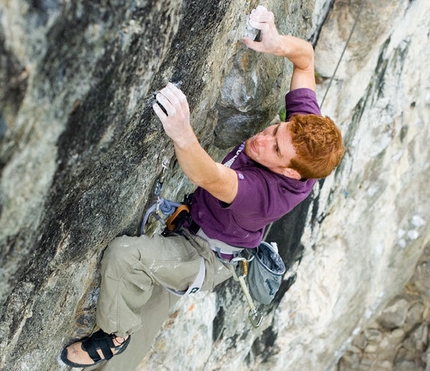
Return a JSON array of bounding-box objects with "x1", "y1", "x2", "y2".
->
[{"x1": 60, "y1": 330, "x2": 130, "y2": 367}]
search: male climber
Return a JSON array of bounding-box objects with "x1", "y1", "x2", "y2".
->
[{"x1": 61, "y1": 5, "x2": 344, "y2": 368}]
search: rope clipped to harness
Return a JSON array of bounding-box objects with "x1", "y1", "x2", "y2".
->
[{"x1": 232, "y1": 257, "x2": 264, "y2": 328}]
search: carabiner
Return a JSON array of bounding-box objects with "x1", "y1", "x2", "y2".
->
[{"x1": 248, "y1": 308, "x2": 263, "y2": 328}]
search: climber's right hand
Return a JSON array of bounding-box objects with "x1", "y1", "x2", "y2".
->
[
  {"x1": 243, "y1": 5, "x2": 283, "y2": 56},
  {"x1": 153, "y1": 83, "x2": 196, "y2": 148}
]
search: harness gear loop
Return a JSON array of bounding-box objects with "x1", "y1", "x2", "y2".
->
[{"x1": 231, "y1": 260, "x2": 264, "y2": 328}]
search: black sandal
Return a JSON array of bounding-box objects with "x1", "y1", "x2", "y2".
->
[{"x1": 60, "y1": 329, "x2": 131, "y2": 367}]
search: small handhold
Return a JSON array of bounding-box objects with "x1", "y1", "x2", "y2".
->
[{"x1": 244, "y1": 16, "x2": 261, "y2": 42}]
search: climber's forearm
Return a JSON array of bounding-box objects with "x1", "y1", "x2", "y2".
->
[
  {"x1": 153, "y1": 83, "x2": 238, "y2": 204},
  {"x1": 280, "y1": 35, "x2": 316, "y2": 91},
  {"x1": 276, "y1": 35, "x2": 314, "y2": 72},
  {"x1": 173, "y1": 138, "x2": 238, "y2": 204}
]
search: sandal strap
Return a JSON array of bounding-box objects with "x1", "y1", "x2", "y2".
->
[
  {"x1": 83, "y1": 341, "x2": 102, "y2": 363},
  {"x1": 99, "y1": 339, "x2": 114, "y2": 361},
  {"x1": 81, "y1": 330, "x2": 116, "y2": 362}
]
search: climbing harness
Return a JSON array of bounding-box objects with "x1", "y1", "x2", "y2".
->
[
  {"x1": 197, "y1": 228, "x2": 244, "y2": 260},
  {"x1": 195, "y1": 228, "x2": 264, "y2": 327}
]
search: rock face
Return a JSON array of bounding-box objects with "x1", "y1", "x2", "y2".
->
[
  {"x1": 0, "y1": 0, "x2": 429, "y2": 371},
  {"x1": 338, "y1": 245, "x2": 430, "y2": 370},
  {"x1": 312, "y1": 0, "x2": 430, "y2": 369}
]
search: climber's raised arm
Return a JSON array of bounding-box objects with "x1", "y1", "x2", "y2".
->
[
  {"x1": 153, "y1": 83, "x2": 238, "y2": 204},
  {"x1": 243, "y1": 5, "x2": 316, "y2": 92}
]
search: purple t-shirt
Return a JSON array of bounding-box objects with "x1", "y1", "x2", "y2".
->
[{"x1": 191, "y1": 88, "x2": 321, "y2": 248}]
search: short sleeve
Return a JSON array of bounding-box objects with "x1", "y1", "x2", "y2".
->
[{"x1": 285, "y1": 88, "x2": 321, "y2": 120}]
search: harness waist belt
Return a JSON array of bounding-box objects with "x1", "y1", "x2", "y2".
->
[{"x1": 196, "y1": 229, "x2": 244, "y2": 257}]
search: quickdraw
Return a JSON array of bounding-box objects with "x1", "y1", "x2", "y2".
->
[
  {"x1": 139, "y1": 156, "x2": 181, "y2": 235},
  {"x1": 231, "y1": 256, "x2": 264, "y2": 328}
]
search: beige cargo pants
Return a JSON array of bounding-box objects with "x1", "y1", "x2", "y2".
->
[{"x1": 92, "y1": 229, "x2": 232, "y2": 370}]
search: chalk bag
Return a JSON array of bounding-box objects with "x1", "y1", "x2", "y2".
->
[{"x1": 247, "y1": 242, "x2": 286, "y2": 305}]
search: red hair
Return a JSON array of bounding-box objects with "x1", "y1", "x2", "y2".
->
[{"x1": 287, "y1": 114, "x2": 345, "y2": 179}]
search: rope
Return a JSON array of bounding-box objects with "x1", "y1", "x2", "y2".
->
[
  {"x1": 320, "y1": 0, "x2": 366, "y2": 109},
  {"x1": 159, "y1": 198, "x2": 182, "y2": 215},
  {"x1": 139, "y1": 198, "x2": 182, "y2": 236}
]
